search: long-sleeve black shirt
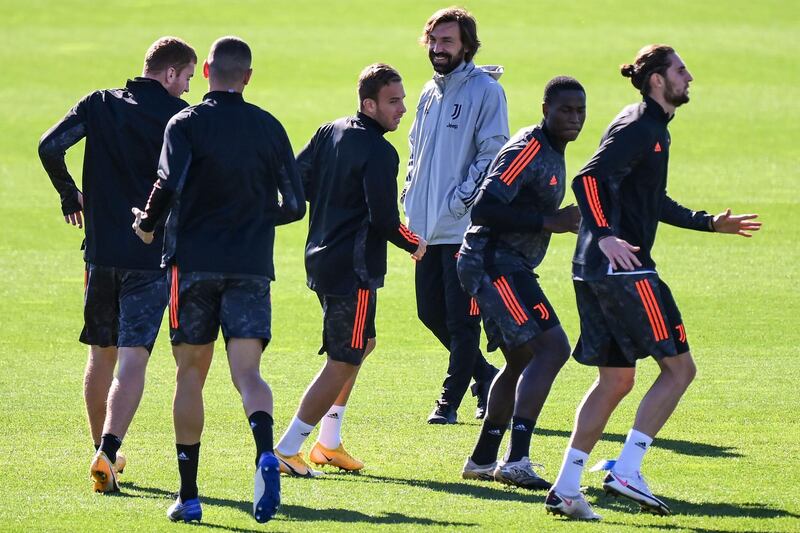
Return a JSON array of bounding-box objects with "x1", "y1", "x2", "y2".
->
[
  {"x1": 38, "y1": 78, "x2": 188, "y2": 270},
  {"x1": 298, "y1": 113, "x2": 420, "y2": 296},
  {"x1": 461, "y1": 123, "x2": 567, "y2": 278},
  {"x1": 572, "y1": 96, "x2": 713, "y2": 281},
  {"x1": 140, "y1": 91, "x2": 305, "y2": 278}
]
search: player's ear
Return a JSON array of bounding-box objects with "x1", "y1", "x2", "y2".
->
[
  {"x1": 243, "y1": 68, "x2": 253, "y2": 86},
  {"x1": 203, "y1": 61, "x2": 210, "y2": 79},
  {"x1": 542, "y1": 101, "x2": 549, "y2": 119},
  {"x1": 362, "y1": 98, "x2": 377, "y2": 114}
]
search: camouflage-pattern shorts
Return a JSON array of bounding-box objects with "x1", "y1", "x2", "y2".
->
[
  {"x1": 168, "y1": 268, "x2": 271, "y2": 349},
  {"x1": 459, "y1": 264, "x2": 559, "y2": 352},
  {"x1": 80, "y1": 263, "x2": 168, "y2": 353},
  {"x1": 317, "y1": 288, "x2": 376, "y2": 365},
  {"x1": 572, "y1": 274, "x2": 690, "y2": 367}
]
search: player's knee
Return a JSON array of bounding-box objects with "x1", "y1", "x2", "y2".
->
[
  {"x1": 673, "y1": 353, "x2": 696, "y2": 388},
  {"x1": 600, "y1": 372, "x2": 635, "y2": 398}
]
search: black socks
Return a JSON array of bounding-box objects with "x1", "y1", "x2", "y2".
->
[
  {"x1": 176, "y1": 442, "x2": 201, "y2": 502},
  {"x1": 471, "y1": 420, "x2": 507, "y2": 465},
  {"x1": 248, "y1": 411, "x2": 274, "y2": 465},
  {"x1": 99, "y1": 433, "x2": 122, "y2": 464},
  {"x1": 505, "y1": 416, "x2": 535, "y2": 463}
]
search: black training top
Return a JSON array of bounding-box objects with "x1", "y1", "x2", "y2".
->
[
  {"x1": 572, "y1": 96, "x2": 713, "y2": 281},
  {"x1": 460, "y1": 123, "x2": 567, "y2": 279},
  {"x1": 38, "y1": 78, "x2": 188, "y2": 270},
  {"x1": 298, "y1": 112, "x2": 420, "y2": 296},
  {"x1": 140, "y1": 91, "x2": 305, "y2": 278}
]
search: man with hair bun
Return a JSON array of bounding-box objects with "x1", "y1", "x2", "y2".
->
[
  {"x1": 459, "y1": 76, "x2": 586, "y2": 490},
  {"x1": 403, "y1": 6, "x2": 507, "y2": 425},
  {"x1": 545, "y1": 44, "x2": 761, "y2": 520},
  {"x1": 274, "y1": 63, "x2": 426, "y2": 478},
  {"x1": 38, "y1": 35, "x2": 196, "y2": 494},
  {"x1": 134, "y1": 35, "x2": 306, "y2": 524}
]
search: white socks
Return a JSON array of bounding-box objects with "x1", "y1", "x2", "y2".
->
[
  {"x1": 318, "y1": 405, "x2": 346, "y2": 449},
  {"x1": 615, "y1": 429, "x2": 653, "y2": 474},
  {"x1": 553, "y1": 447, "x2": 589, "y2": 496},
  {"x1": 275, "y1": 416, "x2": 315, "y2": 457}
]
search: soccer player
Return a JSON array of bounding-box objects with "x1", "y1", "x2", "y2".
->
[
  {"x1": 458, "y1": 77, "x2": 586, "y2": 489},
  {"x1": 274, "y1": 63, "x2": 426, "y2": 477},
  {"x1": 133, "y1": 36, "x2": 305, "y2": 523},
  {"x1": 38, "y1": 37, "x2": 196, "y2": 493},
  {"x1": 403, "y1": 6, "x2": 508, "y2": 424},
  {"x1": 544, "y1": 45, "x2": 761, "y2": 520}
]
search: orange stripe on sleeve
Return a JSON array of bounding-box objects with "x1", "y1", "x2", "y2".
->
[
  {"x1": 582, "y1": 176, "x2": 609, "y2": 228},
  {"x1": 500, "y1": 140, "x2": 541, "y2": 186}
]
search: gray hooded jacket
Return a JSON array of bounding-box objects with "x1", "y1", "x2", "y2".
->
[{"x1": 403, "y1": 61, "x2": 509, "y2": 245}]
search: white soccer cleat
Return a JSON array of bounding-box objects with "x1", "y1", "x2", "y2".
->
[
  {"x1": 602, "y1": 469, "x2": 671, "y2": 515},
  {"x1": 545, "y1": 488, "x2": 602, "y2": 520},
  {"x1": 461, "y1": 457, "x2": 496, "y2": 481},
  {"x1": 493, "y1": 457, "x2": 552, "y2": 490}
]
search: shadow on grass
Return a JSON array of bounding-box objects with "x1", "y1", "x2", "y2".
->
[
  {"x1": 535, "y1": 427, "x2": 742, "y2": 458},
  {"x1": 582, "y1": 486, "x2": 800, "y2": 520},
  {"x1": 122, "y1": 481, "x2": 475, "y2": 528},
  {"x1": 326, "y1": 472, "x2": 541, "y2": 503}
]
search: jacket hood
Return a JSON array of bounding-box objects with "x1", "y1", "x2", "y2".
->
[{"x1": 474, "y1": 65, "x2": 504, "y2": 80}]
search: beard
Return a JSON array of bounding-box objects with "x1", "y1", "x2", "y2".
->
[
  {"x1": 664, "y1": 78, "x2": 690, "y2": 107},
  {"x1": 429, "y1": 47, "x2": 465, "y2": 75}
]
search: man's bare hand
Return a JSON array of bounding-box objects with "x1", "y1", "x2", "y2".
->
[
  {"x1": 598, "y1": 235, "x2": 641, "y2": 271},
  {"x1": 131, "y1": 207, "x2": 154, "y2": 244},
  {"x1": 64, "y1": 191, "x2": 84, "y2": 228},
  {"x1": 412, "y1": 237, "x2": 427, "y2": 261},
  {"x1": 543, "y1": 204, "x2": 581, "y2": 234},
  {"x1": 712, "y1": 208, "x2": 761, "y2": 237}
]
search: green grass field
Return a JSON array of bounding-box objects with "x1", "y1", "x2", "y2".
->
[{"x1": 1, "y1": 1, "x2": 799, "y2": 531}]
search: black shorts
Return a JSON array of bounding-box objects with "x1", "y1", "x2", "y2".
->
[
  {"x1": 80, "y1": 263, "x2": 168, "y2": 353},
  {"x1": 317, "y1": 288, "x2": 376, "y2": 365},
  {"x1": 464, "y1": 267, "x2": 559, "y2": 352},
  {"x1": 168, "y1": 267, "x2": 271, "y2": 348},
  {"x1": 572, "y1": 274, "x2": 690, "y2": 367}
]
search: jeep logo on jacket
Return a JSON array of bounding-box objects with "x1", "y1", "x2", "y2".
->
[{"x1": 403, "y1": 61, "x2": 510, "y2": 245}]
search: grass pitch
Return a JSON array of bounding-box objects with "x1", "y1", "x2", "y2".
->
[{"x1": 1, "y1": 1, "x2": 798, "y2": 531}]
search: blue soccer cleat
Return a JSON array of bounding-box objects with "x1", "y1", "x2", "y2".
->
[
  {"x1": 254, "y1": 452, "x2": 281, "y2": 523},
  {"x1": 167, "y1": 497, "x2": 202, "y2": 523}
]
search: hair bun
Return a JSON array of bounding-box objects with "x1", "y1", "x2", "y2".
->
[{"x1": 620, "y1": 63, "x2": 636, "y2": 78}]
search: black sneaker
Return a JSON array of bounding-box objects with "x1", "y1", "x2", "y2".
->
[
  {"x1": 471, "y1": 366, "x2": 499, "y2": 419},
  {"x1": 427, "y1": 400, "x2": 457, "y2": 424}
]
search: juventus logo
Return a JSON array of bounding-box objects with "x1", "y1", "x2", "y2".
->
[
  {"x1": 451, "y1": 103, "x2": 462, "y2": 120},
  {"x1": 533, "y1": 303, "x2": 550, "y2": 320}
]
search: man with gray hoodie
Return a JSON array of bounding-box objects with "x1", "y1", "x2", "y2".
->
[{"x1": 403, "y1": 6, "x2": 509, "y2": 424}]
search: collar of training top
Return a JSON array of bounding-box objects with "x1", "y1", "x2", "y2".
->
[
  {"x1": 433, "y1": 60, "x2": 472, "y2": 90},
  {"x1": 126, "y1": 77, "x2": 170, "y2": 95},
  {"x1": 203, "y1": 91, "x2": 245, "y2": 104},
  {"x1": 356, "y1": 111, "x2": 387, "y2": 135},
  {"x1": 643, "y1": 95, "x2": 673, "y2": 123}
]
